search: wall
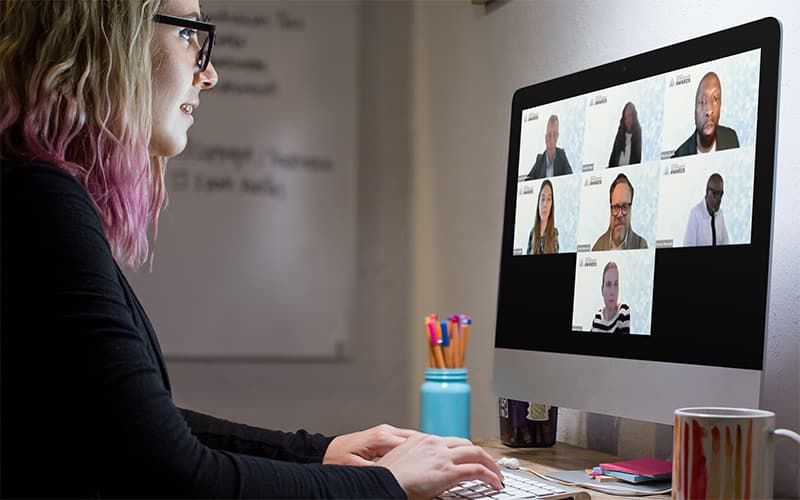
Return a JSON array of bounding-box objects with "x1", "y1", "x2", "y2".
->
[
  {"x1": 128, "y1": 1, "x2": 361, "y2": 360},
  {"x1": 168, "y1": 1, "x2": 415, "y2": 435},
  {"x1": 408, "y1": 0, "x2": 798, "y2": 497}
]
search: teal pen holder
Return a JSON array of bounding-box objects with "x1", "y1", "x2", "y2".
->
[{"x1": 420, "y1": 368, "x2": 470, "y2": 439}]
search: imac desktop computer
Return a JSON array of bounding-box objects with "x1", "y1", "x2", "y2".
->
[{"x1": 493, "y1": 18, "x2": 781, "y2": 425}]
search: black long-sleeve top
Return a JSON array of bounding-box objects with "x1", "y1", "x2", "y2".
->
[{"x1": 0, "y1": 160, "x2": 406, "y2": 499}]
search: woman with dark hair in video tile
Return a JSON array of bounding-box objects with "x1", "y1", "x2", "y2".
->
[
  {"x1": 608, "y1": 102, "x2": 642, "y2": 167},
  {"x1": 526, "y1": 180, "x2": 559, "y2": 254},
  {"x1": 591, "y1": 261, "x2": 630, "y2": 333}
]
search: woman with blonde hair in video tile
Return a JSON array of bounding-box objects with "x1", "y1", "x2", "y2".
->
[{"x1": 591, "y1": 261, "x2": 630, "y2": 333}]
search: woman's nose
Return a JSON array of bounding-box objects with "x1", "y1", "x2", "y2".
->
[{"x1": 197, "y1": 61, "x2": 218, "y2": 90}]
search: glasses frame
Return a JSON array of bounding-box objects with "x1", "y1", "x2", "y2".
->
[
  {"x1": 706, "y1": 187, "x2": 724, "y2": 199},
  {"x1": 610, "y1": 202, "x2": 632, "y2": 216},
  {"x1": 153, "y1": 13, "x2": 215, "y2": 72}
]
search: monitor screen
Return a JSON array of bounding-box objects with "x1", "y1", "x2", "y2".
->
[{"x1": 493, "y1": 18, "x2": 781, "y2": 425}]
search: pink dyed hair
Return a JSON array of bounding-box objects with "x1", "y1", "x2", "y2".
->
[{"x1": 0, "y1": 0, "x2": 165, "y2": 269}]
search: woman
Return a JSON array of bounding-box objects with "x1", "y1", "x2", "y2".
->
[
  {"x1": 526, "y1": 179, "x2": 559, "y2": 254},
  {"x1": 608, "y1": 101, "x2": 642, "y2": 167},
  {"x1": 0, "y1": 1, "x2": 501, "y2": 497},
  {"x1": 591, "y1": 262, "x2": 631, "y2": 334}
]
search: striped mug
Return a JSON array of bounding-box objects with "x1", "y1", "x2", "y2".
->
[{"x1": 672, "y1": 407, "x2": 799, "y2": 499}]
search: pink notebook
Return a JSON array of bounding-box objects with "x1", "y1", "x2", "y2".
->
[{"x1": 599, "y1": 457, "x2": 672, "y2": 477}]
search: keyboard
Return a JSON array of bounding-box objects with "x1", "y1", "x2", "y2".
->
[{"x1": 438, "y1": 468, "x2": 590, "y2": 499}]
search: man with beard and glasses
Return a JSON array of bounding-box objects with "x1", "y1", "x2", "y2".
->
[{"x1": 592, "y1": 173, "x2": 648, "y2": 251}]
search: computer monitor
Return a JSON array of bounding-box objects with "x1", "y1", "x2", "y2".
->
[{"x1": 493, "y1": 18, "x2": 782, "y2": 425}]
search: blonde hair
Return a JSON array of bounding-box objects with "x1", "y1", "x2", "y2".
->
[
  {"x1": 1, "y1": 0, "x2": 166, "y2": 269},
  {"x1": 601, "y1": 261, "x2": 619, "y2": 285}
]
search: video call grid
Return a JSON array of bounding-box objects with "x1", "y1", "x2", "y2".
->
[{"x1": 511, "y1": 49, "x2": 760, "y2": 335}]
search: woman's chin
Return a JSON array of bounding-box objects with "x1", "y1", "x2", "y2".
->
[{"x1": 150, "y1": 137, "x2": 188, "y2": 158}]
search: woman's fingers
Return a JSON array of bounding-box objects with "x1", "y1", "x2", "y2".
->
[
  {"x1": 449, "y1": 444, "x2": 503, "y2": 483},
  {"x1": 448, "y1": 463, "x2": 504, "y2": 491},
  {"x1": 441, "y1": 436, "x2": 474, "y2": 448},
  {"x1": 367, "y1": 425, "x2": 420, "y2": 455},
  {"x1": 377, "y1": 433, "x2": 505, "y2": 498},
  {"x1": 391, "y1": 427, "x2": 421, "y2": 439}
]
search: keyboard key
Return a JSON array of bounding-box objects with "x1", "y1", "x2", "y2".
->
[
  {"x1": 491, "y1": 493, "x2": 521, "y2": 500},
  {"x1": 462, "y1": 491, "x2": 494, "y2": 499}
]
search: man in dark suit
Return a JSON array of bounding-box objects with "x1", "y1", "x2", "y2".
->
[
  {"x1": 526, "y1": 114, "x2": 573, "y2": 179},
  {"x1": 672, "y1": 72, "x2": 739, "y2": 157}
]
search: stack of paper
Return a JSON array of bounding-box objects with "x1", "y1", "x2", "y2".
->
[{"x1": 599, "y1": 457, "x2": 672, "y2": 484}]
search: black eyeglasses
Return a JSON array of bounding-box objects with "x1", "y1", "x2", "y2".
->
[
  {"x1": 706, "y1": 187, "x2": 724, "y2": 199},
  {"x1": 153, "y1": 13, "x2": 215, "y2": 71},
  {"x1": 610, "y1": 202, "x2": 631, "y2": 215}
]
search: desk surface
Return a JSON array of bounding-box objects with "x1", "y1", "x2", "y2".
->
[{"x1": 475, "y1": 438, "x2": 671, "y2": 500}]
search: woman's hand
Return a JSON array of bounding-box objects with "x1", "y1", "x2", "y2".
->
[
  {"x1": 323, "y1": 424, "x2": 419, "y2": 466},
  {"x1": 377, "y1": 433, "x2": 503, "y2": 499}
]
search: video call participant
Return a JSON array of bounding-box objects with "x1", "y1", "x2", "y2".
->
[
  {"x1": 591, "y1": 261, "x2": 630, "y2": 334},
  {"x1": 526, "y1": 179, "x2": 559, "y2": 254},
  {"x1": 608, "y1": 102, "x2": 642, "y2": 167},
  {"x1": 0, "y1": 1, "x2": 503, "y2": 498},
  {"x1": 526, "y1": 114, "x2": 573, "y2": 179},
  {"x1": 672, "y1": 72, "x2": 740, "y2": 157},
  {"x1": 684, "y1": 173, "x2": 730, "y2": 246},
  {"x1": 591, "y1": 173, "x2": 648, "y2": 251}
]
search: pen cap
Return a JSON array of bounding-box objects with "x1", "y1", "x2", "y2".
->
[{"x1": 420, "y1": 368, "x2": 470, "y2": 439}]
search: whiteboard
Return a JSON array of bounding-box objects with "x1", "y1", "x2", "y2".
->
[{"x1": 126, "y1": 1, "x2": 357, "y2": 358}]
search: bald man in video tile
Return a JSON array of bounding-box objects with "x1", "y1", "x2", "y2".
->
[{"x1": 672, "y1": 72, "x2": 739, "y2": 157}]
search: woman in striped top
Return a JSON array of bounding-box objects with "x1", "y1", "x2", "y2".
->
[{"x1": 591, "y1": 261, "x2": 631, "y2": 333}]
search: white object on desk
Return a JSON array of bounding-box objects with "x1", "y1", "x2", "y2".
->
[{"x1": 496, "y1": 457, "x2": 520, "y2": 469}]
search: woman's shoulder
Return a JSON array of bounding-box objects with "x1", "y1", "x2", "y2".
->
[
  {"x1": 2, "y1": 158, "x2": 100, "y2": 227},
  {"x1": 2, "y1": 158, "x2": 83, "y2": 192}
]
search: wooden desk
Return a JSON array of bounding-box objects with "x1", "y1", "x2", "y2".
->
[{"x1": 475, "y1": 438, "x2": 671, "y2": 499}]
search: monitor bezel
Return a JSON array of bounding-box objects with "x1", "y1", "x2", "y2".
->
[{"x1": 495, "y1": 18, "x2": 781, "y2": 371}]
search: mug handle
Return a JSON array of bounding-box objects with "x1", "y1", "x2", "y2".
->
[{"x1": 774, "y1": 429, "x2": 800, "y2": 446}]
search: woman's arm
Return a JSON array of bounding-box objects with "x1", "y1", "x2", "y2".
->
[
  {"x1": 178, "y1": 408, "x2": 334, "y2": 462},
  {"x1": 1, "y1": 163, "x2": 405, "y2": 498}
]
